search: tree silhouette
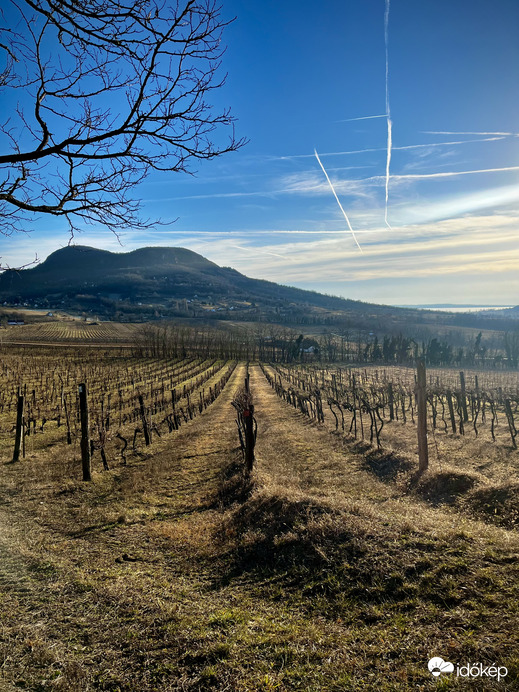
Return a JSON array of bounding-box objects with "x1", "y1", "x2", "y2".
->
[{"x1": 0, "y1": 0, "x2": 245, "y2": 238}]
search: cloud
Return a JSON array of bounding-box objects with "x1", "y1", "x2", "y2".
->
[
  {"x1": 148, "y1": 160, "x2": 519, "y2": 207},
  {"x1": 278, "y1": 171, "x2": 379, "y2": 200},
  {"x1": 397, "y1": 184, "x2": 519, "y2": 224},
  {"x1": 181, "y1": 214, "x2": 519, "y2": 289}
]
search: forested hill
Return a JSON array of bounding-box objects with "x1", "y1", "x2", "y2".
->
[
  {"x1": 0, "y1": 245, "x2": 516, "y2": 329},
  {"x1": 0, "y1": 245, "x2": 389, "y2": 319}
]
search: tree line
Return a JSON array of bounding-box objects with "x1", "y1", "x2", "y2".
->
[{"x1": 132, "y1": 323, "x2": 519, "y2": 369}]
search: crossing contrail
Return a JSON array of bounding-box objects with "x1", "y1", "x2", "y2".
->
[
  {"x1": 385, "y1": 118, "x2": 392, "y2": 228},
  {"x1": 423, "y1": 130, "x2": 518, "y2": 137},
  {"x1": 337, "y1": 114, "x2": 387, "y2": 122},
  {"x1": 314, "y1": 149, "x2": 363, "y2": 252},
  {"x1": 391, "y1": 165, "x2": 519, "y2": 179},
  {"x1": 384, "y1": 0, "x2": 392, "y2": 229}
]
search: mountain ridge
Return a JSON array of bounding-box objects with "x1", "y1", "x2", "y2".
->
[
  {"x1": 0, "y1": 245, "x2": 375, "y2": 319},
  {"x1": 1, "y1": 245, "x2": 517, "y2": 329}
]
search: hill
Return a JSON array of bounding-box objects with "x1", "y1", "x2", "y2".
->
[
  {"x1": 0, "y1": 245, "x2": 395, "y2": 323},
  {"x1": 0, "y1": 245, "x2": 517, "y2": 332}
]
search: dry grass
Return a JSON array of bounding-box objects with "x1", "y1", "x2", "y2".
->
[
  {"x1": 262, "y1": 363, "x2": 519, "y2": 529},
  {"x1": 0, "y1": 360, "x2": 517, "y2": 690}
]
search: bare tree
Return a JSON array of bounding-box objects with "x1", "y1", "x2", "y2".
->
[{"x1": 0, "y1": 0, "x2": 245, "y2": 239}]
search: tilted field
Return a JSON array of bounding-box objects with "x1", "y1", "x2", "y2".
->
[{"x1": 0, "y1": 345, "x2": 518, "y2": 691}]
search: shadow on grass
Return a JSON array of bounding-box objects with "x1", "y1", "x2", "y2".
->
[
  {"x1": 215, "y1": 455, "x2": 253, "y2": 508},
  {"x1": 361, "y1": 448, "x2": 414, "y2": 482},
  {"x1": 211, "y1": 491, "x2": 489, "y2": 614},
  {"x1": 414, "y1": 471, "x2": 478, "y2": 506},
  {"x1": 464, "y1": 483, "x2": 519, "y2": 529}
]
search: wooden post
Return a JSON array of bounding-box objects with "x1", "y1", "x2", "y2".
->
[
  {"x1": 138, "y1": 394, "x2": 151, "y2": 445},
  {"x1": 244, "y1": 404, "x2": 255, "y2": 473},
  {"x1": 415, "y1": 359, "x2": 428, "y2": 474},
  {"x1": 504, "y1": 399, "x2": 518, "y2": 450},
  {"x1": 171, "y1": 389, "x2": 178, "y2": 429},
  {"x1": 459, "y1": 371, "x2": 468, "y2": 422},
  {"x1": 352, "y1": 374, "x2": 357, "y2": 439},
  {"x1": 12, "y1": 394, "x2": 25, "y2": 463},
  {"x1": 78, "y1": 383, "x2": 91, "y2": 481}
]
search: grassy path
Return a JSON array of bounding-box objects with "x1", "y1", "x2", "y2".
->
[
  {"x1": 249, "y1": 364, "x2": 397, "y2": 504},
  {"x1": 0, "y1": 361, "x2": 517, "y2": 691},
  {"x1": 0, "y1": 363, "x2": 248, "y2": 691}
]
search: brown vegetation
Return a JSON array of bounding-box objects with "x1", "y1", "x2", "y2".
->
[{"x1": 0, "y1": 351, "x2": 518, "y2": 690}]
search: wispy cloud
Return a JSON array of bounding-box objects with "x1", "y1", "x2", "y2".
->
[
  {"x1": 279, "y1": 171, "x2": 378, "y2": 199},
  {"x1": 396, "y1": 184, "x2": 519, "y2": 225},
  {"x1": 141, "y1": 165, "x2": 519, "y2": 212},
  {"x1": 180, "y1": 214, "x2": 519, "y2": 290}
]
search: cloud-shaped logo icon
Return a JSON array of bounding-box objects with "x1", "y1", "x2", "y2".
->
[{"x1": 428, "y1": 657, "x2": 454, "y2": 677}]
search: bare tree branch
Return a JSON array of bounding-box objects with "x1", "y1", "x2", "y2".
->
[{"x1": 0, "y1": 0, "x2": 246, "y2": 238}]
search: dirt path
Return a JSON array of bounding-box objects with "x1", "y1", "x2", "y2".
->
[
  {"x1": 0, "y1": 363, "x2": 248, "y2": 691},
  {"x1": 249, "y1": 364, "x2": 519, "y2": 543},
  {"x1": 249, "y1": 364, "x2": 396, "y2": 505}
]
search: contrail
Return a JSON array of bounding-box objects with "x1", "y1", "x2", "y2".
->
[
  {"x1": 384, "y1": 0, "x2": 392, "y2": 229},
  {"x1": 275, "y1": 136, "x2": 504, "y2": 160},
  {"x1": 391, "y1": 165, "x2": 519, "y2": 180},
  {"x1": 314, "y1": 149, "x2": 363, "y2": 252},
  {"x1": 423, "y1": 130, "x2": 518, "y2": 137},
  {"x1": 385, "y1": 0, "x2": 391, "y2": 129},
  {"x1": 337, "y1": 114, "x2": 387, "y2": 122},
  {"x1": 385, "y1": 118, "x2": 392, "y2": 228}
]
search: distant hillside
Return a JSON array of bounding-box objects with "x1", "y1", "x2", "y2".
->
[
  {"x1": 1, "y1": 245, "x2": 517, "y2": 330},
  {"x1": 0, "y1": 245, "x2": 380, "y2": 321},
  {"x1": 485, "y1": 305, "x2": 519, "y2": 319}
]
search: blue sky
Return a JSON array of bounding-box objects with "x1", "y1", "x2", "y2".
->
[{"x1": 2, "y1": 0, "x2": 519, "y2": 305}]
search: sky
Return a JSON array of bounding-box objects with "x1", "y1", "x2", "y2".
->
[{"x1": 2, "y1": 0, "x2": 519, "y2": 306}]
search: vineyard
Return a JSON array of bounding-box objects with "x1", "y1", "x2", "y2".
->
[
  {"x1": 0, "y1": 346, "x2": 518, "y2": 691},
  {"x1": 259, "y1": 362, "x2": 519, "y2": 525},
  {"x1": 0, "y1": 348, "x2": 237, "y2": 474},
  {"x1": 264, "y1": 361, "x2": 519, "y2": 450},
  {"x1": 0, "y1": 320, "x2": 139, "y2": 344}
]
